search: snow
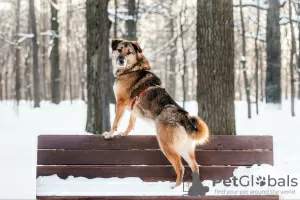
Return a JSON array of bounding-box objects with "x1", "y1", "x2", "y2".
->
[
  {"x1": 280, "y1": 14, "x2": 300, "y2": 25},
  {"x1": 233, "y1": 0, "x2": 286, "y2": 10},
  {"x1": 17, "y1": 33, "x2": 34, "y2": 43},
  {"x1": 36, "y1": 165, "x2": 300, "y2": 197},
  {"x1": 240, "y1": 55, "x2": 246, "y2": 62},
  {"x1": 108, "y1": 9, "x2": 136, "y2": 21},
  {"x1": 1, "y1": 100, "x2": 300, "y2": 199},
  {"x1": 245, "y1": 33, "x2": 266, "y2": 42},
  {"x1": 233, "y1": 0, "x2": 269, "y2": 10}
]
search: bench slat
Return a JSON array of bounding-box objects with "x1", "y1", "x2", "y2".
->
[
  {"x1": 36, "y1": 195, "x2": 280, "y2": 200},
  {"x1": 38, "y1": 135, "x2": 273, "y2": 150},
  {"x1": 37, "y1": 165, "x2": 237, "y2": 181},
  {"x1": 37, "y1": 150, "x2": 273, "y2": 166}
]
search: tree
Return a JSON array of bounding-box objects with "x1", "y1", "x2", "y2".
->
[
  {"x1": 265, "y1": 0, "x2": 281, "y2": 105},
  {"x1": 297, "y1": 3, "x2": 300, "y2": 100},
  {"x1": 254, "y1": 0, "x2": 261, "y2": 114},
  {"x1": 179, "y1": 1, "x2": 188, "y2": 108},
  {"x1": 15, "y1": 0, "x2": 21, "y2": 104},
  {"x1": 168, "y1": 18, "x2": 177, "y2": 99},
  {"x1": 86, "y1": 0, "x2": 111, "y2": 134},
  {"x1": 288, "y1": 0, "x2": 296, "y2": 116},
  {"x1": 125, "y1": 0, "x2": 137, "y2": 40},
  {"x1": 197, "y1": 0, "x2": 236, "y2": 135},
  {"x1": 29, "y1": 0, "x2": 40, "y2": 108},
  {"x1": 40, "y1": 0, "x2": 49, "y2": 100},
  {"x1": 50, "y1": 0, "x2": 60, "y2": 104},
  {"x1": 239, "y1": 0, "x2": 251, "y2": 119},
  {"x1": 65, "y1": 0, "x2": 73, "y2": 103}
]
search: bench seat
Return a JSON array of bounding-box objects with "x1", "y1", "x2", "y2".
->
[{"x1": 36, "y1": 135, "x2": 278, "y2": 200}]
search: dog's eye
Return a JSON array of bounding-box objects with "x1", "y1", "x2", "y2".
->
[
  {"x1": 117, "y1": 49, "x2": 121, "y2": 53},
  {"x1": 127, "y1": 52, "x2": 132, "y2": 55}
]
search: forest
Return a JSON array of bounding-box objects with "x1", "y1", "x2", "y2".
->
[{"x1": 0, "y1": 0, "x2": 299, "y2": 135}]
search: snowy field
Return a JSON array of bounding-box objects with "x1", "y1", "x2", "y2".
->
[{"x1": 0, "y1": 100, "x2": 300, "y2": 199}]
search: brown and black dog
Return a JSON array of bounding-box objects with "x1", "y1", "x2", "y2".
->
[{"x1": 103, "y1": 39, "x2": 209, "y2": 188}]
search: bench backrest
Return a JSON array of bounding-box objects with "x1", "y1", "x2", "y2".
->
[{"x1": 37, "y1": 135, "x2": 273, "y2": 182}]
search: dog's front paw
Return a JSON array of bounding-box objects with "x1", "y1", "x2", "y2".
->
[
  {"x1": 102, "y1": 131, "x2": 115, "y2": 139},
  {"x1": 117, "y1": 130, "x2": 131, "y2": 137}
]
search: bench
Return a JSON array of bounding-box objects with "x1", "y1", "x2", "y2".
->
[{"x1": 36, "y1": 135, "x2": 278, "y2": 200}]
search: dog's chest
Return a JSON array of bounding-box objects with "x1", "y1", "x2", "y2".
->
[
  {"x1": 113, "y1": 80, "x2": 131, "y2": 100},
  {"x1": 113, "y1": 82, "x2": 118, "y2": 95}
]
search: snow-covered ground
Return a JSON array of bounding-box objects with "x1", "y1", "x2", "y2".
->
[{"x1": 0, "y1": 100, "x2": 300, "y2": 199}]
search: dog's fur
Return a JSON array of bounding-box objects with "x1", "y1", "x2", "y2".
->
[{"x1": 102, "y1": 39, "x2": 209, "y2": 188}]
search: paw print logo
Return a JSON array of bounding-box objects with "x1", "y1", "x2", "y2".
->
[
  {"x1": 187, "y1": 172, "x2": 209, "y2": 196},
  {"x1": 256, "y1": 176, "x2": 266, "y2": 186}
]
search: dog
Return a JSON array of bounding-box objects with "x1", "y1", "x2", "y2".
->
[{"x1": 102, "y1": 39, "x2": 209, "y2": 188}]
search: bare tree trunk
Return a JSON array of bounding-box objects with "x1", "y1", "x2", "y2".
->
[
  {"x1": 289, "y1": 0, "x2": 296, "y2": 116},
  {"x1": 192, "y1": 61, "x2": 197, "y2": 100},
  {"x1": 164, "y1": 55, "x2": 168, "y2": 89},
  {"x1": 0, "y1": 70, "x2": 2, "y2": 100},
  {"x1": 197, "y1": 0, "x2": 236, "y2": 135},
  {"x1": 114, "y1": 0, "x2": 118, "y2": 38},
  {"x1": 125, "y1": 0, "x2": 137, "y2": 40},
  {"x1": 169, "y1": 18, "x2": 177, "y2": 99},
  {"x1": 81, "y1": 50, "x2": 86, "y2": 102},
  {"x1": 0, "y1": 55, "x2": 9, "y2": 100},
  {"x1": 24, "y1": 49, "x2": 32, "y2": 101},
  {"x1": 285, "y1": 31, "x2": 288, "y2": 101},
  {"x1": 266, "y1": 0, "x2": 281, "y2": 105},
  {"x1": 29, "y1": 0, "x2": 40, "y2": 107},
  {"x1": 66, "y1": 0, "x2": 73, "y2": 103},
  {"x1": 50, "y1": 0, "x2": 60, "y2": 104},
  {"x1": 4, "y1": 66, "x2": 8, "y2": 100},
  {"x1": 25, "y1": 4, "x2": 32, "y2": 101},
  {"x1": 86, "y1": 0, "x2": 111, "y2": 134},
  {"x1": 15, "y1": 0, "x2": 21, "y2": 104},
  {"x1": 297, "y1": 3, "x2": 300, "y2": 100},
  {"x1": 260, "y1": 45, "x2": 264, "y2": 102},
  {"x1": 285, "y1": 66, "x2": 288, "y2": 100},
  {"x1": 40, "y1": 0, "x2": 48, "y2": 100},
  {"x1": 254, "y1": 0, "x2": 260, "y2": 115},
  {"x1": 239, "y1": 0, "x2": 251, "y2": 119},
  {"x1": 237, "y1": 62, "x2": 243, "y2": 101},
  {"x1": 179, "y1": 2, "x2": 187, "y2": 108}
]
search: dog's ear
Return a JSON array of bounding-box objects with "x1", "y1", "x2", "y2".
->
[
  {"x1": 130, "y1": 41, "x2": 142, "y2": 53},
  {"x1": 111, "y1": 39, "x2": 123, "y2": 51}
]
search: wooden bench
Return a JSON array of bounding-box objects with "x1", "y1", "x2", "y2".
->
[{"x1": 36, "y1": 135, "x2": 279, "y2": 200}]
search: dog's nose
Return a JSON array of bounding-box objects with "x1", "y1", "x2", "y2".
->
[{"x1": 119, "y1": 60, "x2": 124, "y2": 65}]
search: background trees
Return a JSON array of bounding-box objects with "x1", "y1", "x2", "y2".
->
[{"x1": 0, "y1": 0, "x2": 299, "y2": 134}]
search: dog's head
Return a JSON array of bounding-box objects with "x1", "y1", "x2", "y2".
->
[{"x1": 111, "y1": 39, "x2": 143, "y2": 74}]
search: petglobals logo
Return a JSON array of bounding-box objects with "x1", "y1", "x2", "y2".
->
[{"x1": 213, "y1": 175, "x2": 298, "y2": 187}]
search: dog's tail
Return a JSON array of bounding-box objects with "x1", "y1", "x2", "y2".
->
[{"x1": 186, "y1": 115, "x2": 209, "y2": 145}]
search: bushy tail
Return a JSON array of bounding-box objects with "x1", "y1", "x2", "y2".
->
[{"x1": 187, "y1": 116, "x2": 209, "y2": 145}]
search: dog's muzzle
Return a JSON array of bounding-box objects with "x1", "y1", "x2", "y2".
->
[{"x1": 117, "y1": 55, "x2": 125, "y2": 66}]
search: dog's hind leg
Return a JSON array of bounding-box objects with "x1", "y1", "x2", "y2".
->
[
  {"x1": 162, "y1": 145, "x2": 184, "y2": 188},
  {"x1": 181, "y1": 146, "x2": 199, "y2": 174},
  {"x1": 180, "y1": 139, "x2": 199, "y2": 174},
  {"x1": 156, "y1": 125, "x2": 184, "y2": 189}
]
